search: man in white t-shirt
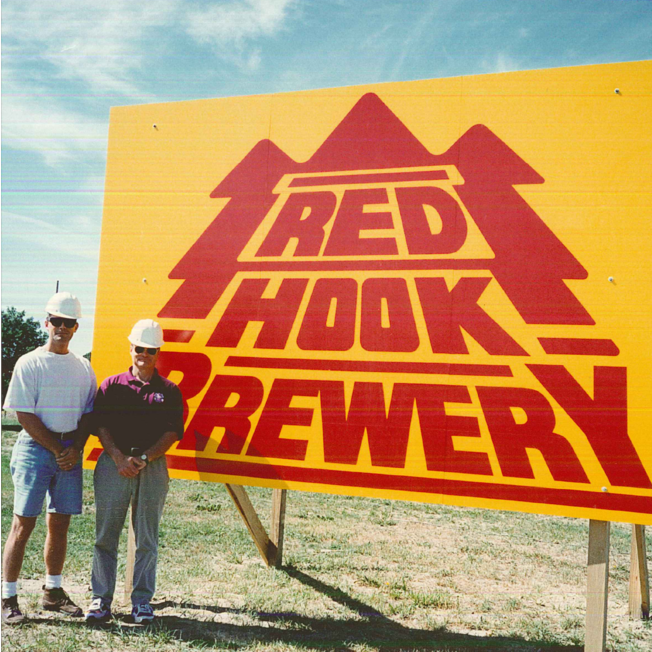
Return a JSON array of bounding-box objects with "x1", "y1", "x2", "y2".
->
[{"x1": 2, "y1": 292, "x2": 97, "y2": 624}]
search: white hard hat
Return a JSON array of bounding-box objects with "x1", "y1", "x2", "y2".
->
[
  {"x1": 128, "y1": 319, "x2": 164, "y2": 348},
  {"x1": 45, "y1": 292, "x2": 82, "y2": 319}
]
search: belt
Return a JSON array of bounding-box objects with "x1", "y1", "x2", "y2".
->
[{"x1": 52, "y1": 430, "x2": 77, "y2": 441}]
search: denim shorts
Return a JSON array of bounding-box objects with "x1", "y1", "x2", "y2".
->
[{"x1": 10, "y1": 431, "x2": 83, "y2": 517}]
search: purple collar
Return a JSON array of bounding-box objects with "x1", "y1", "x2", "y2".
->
[{"x1": 126, "y1": 367, "x2": 161, "y2": 387}]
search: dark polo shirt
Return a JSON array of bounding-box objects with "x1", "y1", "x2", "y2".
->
[{"x1": 94, "y1": 368, "x2": 184, "y2": 456}]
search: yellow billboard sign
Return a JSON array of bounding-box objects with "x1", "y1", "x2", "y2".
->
[{"x1": 88, "y1": 61, "x2": 652, "y2": 525}]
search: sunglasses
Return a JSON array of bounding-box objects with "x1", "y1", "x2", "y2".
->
[
  {"x1": 48, "y1": 317, "x2": 77, "y2": 328},
  {"x1": 134, "y1": 346, "x2": 159, "y2": 355}
]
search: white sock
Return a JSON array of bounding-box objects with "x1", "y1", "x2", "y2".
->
[
  {"x1": 45, "y1": 575, "x2": 62, "y2": 589},
  {"x1": 2, "y1": 581, "x2": 18, "y2": 599}
]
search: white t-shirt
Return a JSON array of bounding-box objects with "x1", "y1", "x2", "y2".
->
[{"x1": 4, "y1": 347, "x2": 97, "y2": 433}]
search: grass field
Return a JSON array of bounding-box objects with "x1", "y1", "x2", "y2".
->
[{"x1": 1, "y1": 426, "x2": 650, "y2": 651}]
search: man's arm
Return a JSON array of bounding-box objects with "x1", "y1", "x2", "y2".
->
[
  {"x1": 96, "y1": 426, "x2": 142, "y2": 478},
  {"x1": 16, "y1": 411, "x2": 66, "y2": 457},
  {"x1": 56, "y1": 412, "x2": 94, "y2": 467},
  {"x1": 142, "y1": 432, "x2": 179, "y2": 464},
  {"x1": 74, "y1": 413, "x2": 93, "y2": 452},
  {"x1": 139, "y1": 383, "x2": 183, "y2": 465}
]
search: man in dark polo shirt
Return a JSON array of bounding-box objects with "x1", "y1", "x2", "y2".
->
[{"x1": 85, "y1": 319, "x2": 183, "y2": 624}]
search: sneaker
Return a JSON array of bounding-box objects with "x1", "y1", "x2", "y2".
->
[
  {"x1": 42, "y1": 586, "x2": 83, "y2": 617},
  {"x1": 2, "y1": 595, "x2": 25, "y2": 624},
  {"x1": 131, "y1": 602, "x2": 154, "y2": 623},
  {"x1": 84, "y1": 597, "x2": 112, "y2": 623}
]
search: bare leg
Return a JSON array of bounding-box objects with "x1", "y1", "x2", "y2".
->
[
  {"x1": 44, "y1": 513, "x2": 71, "y2": 576},
  {"x1": 3, "y1": 515, "x2": 37, "y2": 582}
]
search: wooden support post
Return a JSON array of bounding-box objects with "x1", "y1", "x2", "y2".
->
[
  {"x1": 225, "y1": 484, "x2": 276, "y2": 566},
  {"x1": 123, "y1": 507, "x2": 136, "y2": 605},
  {"x1": 269, "y1": 489, "x2": 287, "y2": 568},
  {"x1": 585, "y1": 520, "x2": 610, "y2": 652},
  {"x1": 629, "y1": 524, "x2": 650, "y2": 620}
]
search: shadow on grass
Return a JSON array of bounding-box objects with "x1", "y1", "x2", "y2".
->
[
  {"x1": 78, "y1": 614, "x2": 583, "y2": 652},
  {"x1": 7, "y1": 568, "x2": 584, "y2": 651}
]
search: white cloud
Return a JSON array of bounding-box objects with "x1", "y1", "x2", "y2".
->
[
  {"x1": 2, "y1": 0, "x2": 298, "y2": 88},
  {"x1": 387, "y1": 4, "x2": 439, "y2": 80},
  {"x1": 2, "y1": 0, "x2": 179, "y2": 97},
  {"x1": 186, "y1": 0, "x2": 295, "y2": 45},
  {"x1": 483, "y1": 52, "x2": 519, "y2": 74},
  {"x1": 1, "y1": 210, "x2": 102, "y2": 354},
  {"x1": 185, "y1": 0, "x2": 297, "y2": 69},
  {"x1": 2, "y1": 0, "x2": 301, "y2": 92},
  {"x1": 2, "y1": 211, "x2": 101, "y2": 261},
  {"x1": 1, "y1": 0, "x2": 300, "y2": 164},
  {"x1": 1, "y1": 93, "x2": 108, "y2": 166}
]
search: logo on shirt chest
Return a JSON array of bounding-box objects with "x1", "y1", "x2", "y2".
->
[{"x1": 152, "y1": 393, "x2": 165, "y2": 403}]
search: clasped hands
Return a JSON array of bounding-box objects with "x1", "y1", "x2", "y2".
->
[
  {"x1": 56, "y1": 445, "x2": 80, "y2": 471},
  {"x1": 115, "y1": 452, "x2": 147, "y2": 478}
]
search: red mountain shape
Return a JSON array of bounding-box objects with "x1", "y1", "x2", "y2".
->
[
  {"x1": 159, "y1": 92, "x2": 592, "y2": 326},
  {"x1": 305, "y1": 93, "x2": 434, "y2": 171}
]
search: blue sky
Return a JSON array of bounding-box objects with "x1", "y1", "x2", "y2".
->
[{"x1": 2, "y1": 0, "x2": 651, "y2": 355}]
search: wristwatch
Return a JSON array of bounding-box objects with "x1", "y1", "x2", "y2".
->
[{"x1": 140, "y1": 454, "x2": 149, "y2": 465}]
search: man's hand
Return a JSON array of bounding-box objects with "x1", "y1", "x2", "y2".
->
[
  {"x1": 56, "y1": 446, "x2": 80, "y2": 471},
  {"x1": 133, "y1": 456, "x2": 147, "y2": 471},
  {"x1": 115, "y1": 452, "x2": 143, "y2": 478},
  {"x1": 96, "y1": 427, "x2": 146, "y2": 477}
]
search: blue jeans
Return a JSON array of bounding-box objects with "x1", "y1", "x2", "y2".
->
[{"x1": 10, "y1": 431, "x2": 83, "y2": 517}]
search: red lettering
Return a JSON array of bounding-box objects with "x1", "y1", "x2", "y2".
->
[
  {"x1": 324, "y1": 188, "x2": 398, "y2": 256},
  {"x1": 207, "y1": 277, "x2": 308, "y2": 349},
  {"x1": 528, "y1": 365, "x2": 651, "y2": 489},
  {"x1": 396, "y1": 186, "x2": 467, "y2": 255},
  {"x1": 321, "y1": 381, "x2": 411, "y2": 468},
  {"x1": 476, "y1": 386, "x2": 589, "y2": 483},
  {"x1": 297, "y1": 278, "x2": 357, "y2": 351},
  {"x1": 156, "y1": 351, "x2": 212, "y2": 425},
  {"x1": 256, "y1": 191, "x2": 336, "y2": 257},
  {"x1": 361, "y1": 278, "x2": 419, "y2": 352},
  {"x1": 416, "y1": 277, "x2": 528, "y2": 356},
  {"x1": 178, "y1": 374, "x2": 264, "y2": 453},
  {"x1": 247, "y1": 379, "x2": 321, "y2": 460},
  {"x1": 411, "y1": 384, "x2": 492, "y2": 475}
]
